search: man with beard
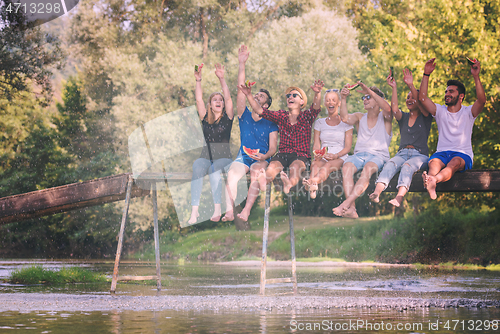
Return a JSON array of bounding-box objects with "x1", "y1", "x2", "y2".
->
[{"x1": 418, "y1": 58, "x2": 486, "y2": 200}]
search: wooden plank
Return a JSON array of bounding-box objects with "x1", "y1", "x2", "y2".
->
[{"x1": 0, "y1": 174, "x2": 150, "y2": 225}]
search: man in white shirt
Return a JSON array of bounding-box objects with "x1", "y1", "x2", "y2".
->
[{"x1": 418, "y1": 58, "x2": 486, "y2": 199}]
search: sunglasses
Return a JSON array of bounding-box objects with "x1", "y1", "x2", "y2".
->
[
  {"x1": 325, "y1": 89, "x2": 339, "y2": 93},
  {"x1": 361, "y1": 95, "x2": 372, "y2": 101},
  {"x1": 286, "y1": 93, "x2": 302, "y2": 99}
]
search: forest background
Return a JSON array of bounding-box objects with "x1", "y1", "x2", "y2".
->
[{"x1": 0, "y1": 0, "x2": 499, "y2": 261}]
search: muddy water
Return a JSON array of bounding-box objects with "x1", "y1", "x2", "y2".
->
[{"x1": 1, "y1": 260, "x2": 500, "y2": 333}]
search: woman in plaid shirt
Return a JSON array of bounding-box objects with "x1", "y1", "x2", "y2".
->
[{"x1": 238, "y1": 80, "x2": 324, "y2": 194}]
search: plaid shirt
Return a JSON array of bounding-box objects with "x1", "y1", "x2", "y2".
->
[{"x1": 261, "y1": 106, "x2": 321, "y2": 158}]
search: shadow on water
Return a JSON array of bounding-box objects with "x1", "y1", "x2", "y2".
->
[{"x1": 1, "y1": 260, "x2": 500, "y2": 333}]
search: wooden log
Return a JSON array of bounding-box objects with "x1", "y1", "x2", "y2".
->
[{"x1": 0, "y1": 173, "x2": 150, "y2": 225}]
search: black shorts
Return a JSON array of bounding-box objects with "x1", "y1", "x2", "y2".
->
[{"x1": 270, "y1": 152, "x2": 310, "y2": 170}]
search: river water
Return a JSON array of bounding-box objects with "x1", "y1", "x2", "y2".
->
[{"x1": 1, "y1": 260, "x2": 499, "y2": 333}]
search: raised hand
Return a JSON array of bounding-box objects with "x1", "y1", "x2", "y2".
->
[
  {"x1": 357, "y1": 81, "x2": 370, "y2": 94},
  {"x1": 214, "y1": 63, "x2": 225, "y2": 80},
  {"x1": 237, "y1": 84, "x2": 252, "y2": 96},
  {"x1": 340, "y1": 85, "x2": 350, "y2": 99},
  {"x1": 311, "y1": 79, "x2": 325, "y2": 93},
  {"x1": 403, "y1": 68, "x2": 414, "y2": 86},
  {"x1": 238, "y1": 45, "x2": 249, "y2": 64},
  {"x1": 194, "y1": 63, "x2": 204, "y2": 81},
  {"x1": 386, "y1": 74, "x2": 396, "y2": 89},
  {"x1": 471, "y1": 59, "x2": 481, "y2": 77},
  {"x1": 424, "y1": 58, "x2": 436, "y2": 75}
]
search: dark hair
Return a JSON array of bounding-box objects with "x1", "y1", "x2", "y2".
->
[
  {"x1": 447, "y1": 79, "x2": 466, "y2": 97},
  {"x1": 259, "y1": 89, "x2": 272, "y2": 108},
  {"x1": 370, "y1": 86, "x2": 385, "y2": 99}
]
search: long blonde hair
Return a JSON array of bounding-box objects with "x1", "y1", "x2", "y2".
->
[{"x1": 205, "y1": 92, "x2": 225, "y2": 124}]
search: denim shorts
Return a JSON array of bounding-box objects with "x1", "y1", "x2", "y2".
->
[
  {"x1": 344, "y1": 152, "x2": 387, "y2": 172},
  {"x1": 429, "y1": 151, "x2": 473, "y2": 172}
]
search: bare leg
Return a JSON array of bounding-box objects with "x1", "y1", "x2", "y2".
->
[
  {"x1": 427, "y1": 157, "x2": 465, "y2": 200},
  {"x1": 333, "y1": 162, "x2": 378, "y2": 218},
  {"x1": 238, "y1": 161, "x2": 268, "y2": 221},
  {"x1": 259, "y1": 161, "x2": 283, "y2": 191},
  {"x1": 222, "y1": 162, "x2": 248, "y2": 222},
  {"x1": 369, "y1": 182, "x2": 386, "y2": 203},
  {"x1": 282, "y1": 160, "x2": 306, "y2": 194},
  {"x1": 425, "y1": 158, "x2": 445, "y2": 200},
  {"x1": 332, "y1": 162, "x2": 356, "y2": 216},
  {"x1": 388, "y1": 186, "x2": 408, "y2": 207}
]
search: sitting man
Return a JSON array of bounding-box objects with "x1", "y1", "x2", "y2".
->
[
  {"x1": 223, "y1": 45, "x2": 278, "y2": 222},
  {"x1": 333, "y1": 82, "x2": 392, "y2": 218},
  {"x1": 418, "y1": 58, "x2": 486, "y2": 199}
]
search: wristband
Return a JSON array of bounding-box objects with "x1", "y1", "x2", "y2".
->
[{"x1": 423, "y1": 73, "x2": 430, "y2": 77}]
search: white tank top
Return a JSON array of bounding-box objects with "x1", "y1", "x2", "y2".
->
[{"x1": 353, "y1": 112, "x2": 391, "y2": 160}]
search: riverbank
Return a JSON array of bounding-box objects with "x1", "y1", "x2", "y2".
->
[{"x1": 2, "y1": 293, "x2": 499, "y2": 312}]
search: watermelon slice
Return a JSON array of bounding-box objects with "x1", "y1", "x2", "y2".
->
[
  {"x1": 346, "y1": 83, "x2": 360, "y2": 91},
  {"x1": 195, "y1": 63, "x2": 204, "y2": 72},
  {"x1": 245, "y1": 80, "x2": 256, "y2": 88},
  {"x1": 313, "y1": 147, "x2": 327, "y2": 157},
  {"x1": 243, "y1": 146, "x2": 260, "y2": 156},
  {"x1": 466, "y1": 57, "x2": 477, "y2": 66}
]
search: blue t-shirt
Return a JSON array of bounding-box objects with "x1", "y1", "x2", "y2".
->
[{"x1": 238, "y1": 107, "x2": 279, "y2": 158}]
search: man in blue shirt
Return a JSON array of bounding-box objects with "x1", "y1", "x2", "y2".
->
[{"x1": 223, "y1": 45, "x2": 278, "y2": 222}]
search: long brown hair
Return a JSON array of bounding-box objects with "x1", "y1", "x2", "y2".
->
[{"x1": 205, "y1": 92, "x2": 225, "y2": 124}]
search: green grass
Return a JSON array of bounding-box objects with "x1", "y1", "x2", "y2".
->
[
  {"x1": 134, "y1": 207, "x2": 500, "y2": 266},
  {"x1": 10, "y1": 266, "x2": 108, "y2": 285}
]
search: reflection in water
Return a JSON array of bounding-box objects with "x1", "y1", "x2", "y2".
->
[
  {"x1": 1, "y1": 260, "x2": 500, "y2": 332},
  {"x1": 1, "y1": 308, "x2": 500, "y2": 333}
]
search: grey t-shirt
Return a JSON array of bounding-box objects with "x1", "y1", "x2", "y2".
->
[{"x1": 397, "y1": 112, "x2": 433, "y2": 156}]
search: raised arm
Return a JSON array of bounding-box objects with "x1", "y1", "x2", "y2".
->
[
  {"x1": 470, "y1": 60, "x2": 486, "y2": 118},
  {"x1": 387, "y1": 72, "x2": 401, "y2": 121},
  {"x1": 311, "y1": 80, "x2": 324, "y2": 110},
  {"x1": 418, "y1": 58, "x2": 437, "y2": 116},
  {"x1": 194, "y1": 63, "x2": 206, "y2": 120},
  {"x1": 402, "y1": 68, "x2": 428, "y2": 116},
  {"x1": 339, "y1": 86, "x2": 361, "y2": 126},
  {"x1": 238, "y1": 84, "x2": 263, "y2": 115},
  {"x1": 359, "y1": 81, "x2": 392, "y2": 120},
  {"x1": 236, "y1": 45, "x2": 249, "y2": 118},
  {"x1": 214, "y1": 63, "x2": 234, "y2": 120}
]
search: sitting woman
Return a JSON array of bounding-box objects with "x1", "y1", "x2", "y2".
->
[
  {"x1": 187, "y1": 63, "x2": 234, "y2": 225},
  {"x1": 303, "y1": 89, "x2": 353, "y2": 198},
  {"x1": 369, "y1": 68, "x2": 433, "y2": 207}
]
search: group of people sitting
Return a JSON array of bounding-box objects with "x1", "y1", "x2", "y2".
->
[{"x1": 186, "y1": 45, "x2": 486, "y2": 225}]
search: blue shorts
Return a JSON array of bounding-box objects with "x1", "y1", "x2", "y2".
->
[
  {"x1": 344, "y1": 152, "x2": 387, "y2": 172},
  {"x1": 429, "y1": 151, "x2": 473, "y2": 172},
  {"x1": 234, "y1": 153, "x2": 270, "y2": 168}
]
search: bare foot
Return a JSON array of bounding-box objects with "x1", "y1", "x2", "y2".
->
[
  {"x1": 332, "y1": 202, "x2": 348, "y2": 217},
  {"x1": 210, "y1": 208, "x2": 222, "y2": 222},
  {"x1": 221, "y1": 211, "x2": 234, "y2": 222},
  {"x1": 237, "y1": 210, "x2": 250, "y2": 222},
  {"x1": 186, "y1": 212, "x2": 199, "y2": 225},
  {"x1": 257, "y1": 168, "x2": 267, "y2": 192},
  {"x1": 280, "y1": 171, "x2": 292, "y2": 194},
  {"x1": 342, "y1": 206, "x2": 359, "y2": 219},
  {"x1": 309, "y1": 183, "x2": 318, "y2": 199},
  {"x1": 426, "y1": 174, "x2": 437, "y2": 200},
  {"x1": 302, "y1": 178, "x2": 310, "y2": 191},
  {"x1": 388, "y1": 196, "x2": 403, "y2": 207},
  {"x1": 369, "y1": 192, "x2": 380, "y2": 203}
]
